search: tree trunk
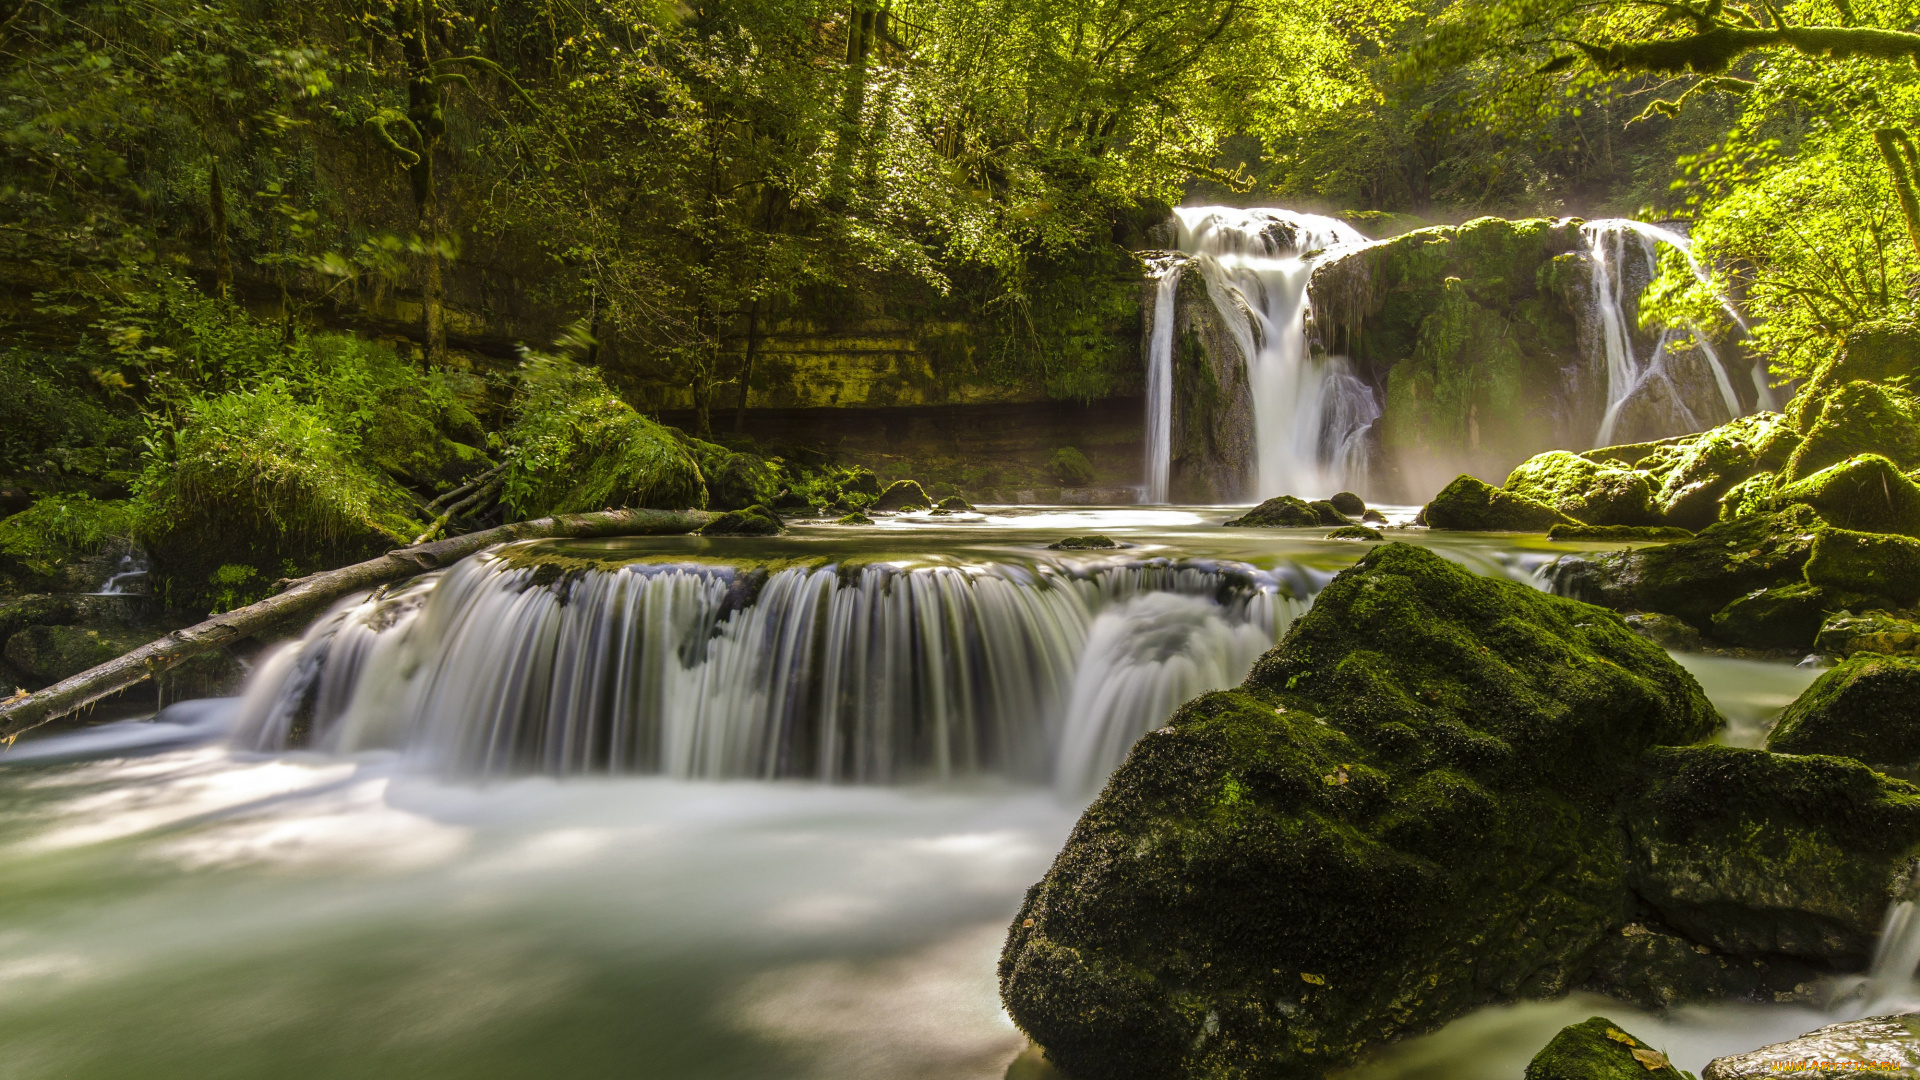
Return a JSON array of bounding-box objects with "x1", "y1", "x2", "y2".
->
[
  {"x1": 735, "y1": 300, "x2": 760, "y2": 433},
  {"x1": 209, "y1": 157, "x2": 233, "y2": 300},
  {"x1": 0, "y1": 508, "x2": 714, "y2": 741},
  {"x1": 1876, "y1": 128, "x2": 1920, "y2": 259}
]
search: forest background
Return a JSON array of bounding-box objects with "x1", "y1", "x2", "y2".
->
[{"x1": 2, "y1": 0, "x2": 1914, "y2": 615}]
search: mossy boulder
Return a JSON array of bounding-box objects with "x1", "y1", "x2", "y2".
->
[
  {"x1": 832, "y1": 512, "x2": 874, "y2": 525},
  {"x1": 1788, "y1": 318, "x2": 1920, "y2": 432},
  {"x1": 1225, "y1": 495, "x2": 1342, "y2": 528},
  {"x1": 1803, "y1": 528, "x2": 1920, "y2": 602},
  {"x1": 1524, "y1": 1016, "x2": 1673, "y2": 1080},
  {"x1": 1552, "y1": 506, "x2": 1825, "y2": 627},
  {"x1": 1049, "y1": 447, "x2": 1097, "y2": 487},
  {"x1": 1768, "y1": 655, "x2": 1920, "y2": 771},
  {"x1": 1709, "y1": 582, "x2": 1888, "y2": 652},
  {"x1": 502, "y1": 357, "x2": 707, "y2": 517},
  {"x1": 700, "y1": 451, "x2": 781, "y2": 511},
  {"x1": 3, "y1": 623, "x2": 150, "y2": 685},
  {"x1": 1422, "y1": 473, "x2": 1576, "y2": 531},
  {"x1": 0, "y1": 593, "x2": 78, "y2": 645},
  {"x1": 1781, "y1": 382, "x2": 1920, "y2": 484},
  {"x1": 1505, "y1": 451, "x2": 1654, "y2": 526},
  {"x1": 699, "y1": 504, "x2": 784, "y2": 536},
  {"x1": 1816, "y1": 611, "x2": 1920, "y2": 659},
  {"x1": 0, "y1": 495, "x2": 139, "y2": 592},
  {"x1": 1624, "y1": 745, "x2": 1920, "y2": 964},
  {"x1": 936, "y1": 495, "x2": 974, "y2": 511},
  {"x1": 1048, "y1": 535, "x2": 1118, "y2": 550},
  {"x1": 1654, "y1": 414, "x2": 1794, "y2": 530},
  {"x1": 1582, "y1": 924, "x2": 1812, "y2": 1011},
  {"x1": 1548, "y1": 524, "x2": 1694, "y2": 542},
  {"x1": 871, "y1": 480, "x2": 932, "y2": 512},
  {"x1": 1329, "y1": 491, "x2": 1366, "y2": 516},
  {"x1": 1773, "y1": 455, "x2": 1920, "y2": 537},
  {"x1": 1326, "y1": 524, "x2": 1384, "y2": 541},
  {"x1": 838, "y1": 467, "x2": 882, "y2": 499},
  {"x1": 1000, "y1": 544, "x2": 1718, "y2": 1080}
]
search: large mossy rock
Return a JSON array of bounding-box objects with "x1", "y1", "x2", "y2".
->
[
  {"x1": 1653, "y1": 413, "x2": 1795, "y2": 530},
  {"x1": 1788, "y1": 318, "x2": 1920, "y2": 432},
  {"x1": 1525, "y1": 1016, "x2": 1672, "y2": 1080},
  {"x1": 871, "y1": 479, "x2": 932, "y2": 512},
  {"x1": 3, "y1": 623, "x2": 151, "y2": 684},
  {"x1": 502, "y1": 357, "x2": 707, "y2": 517},
  {"x1": 999, "y1": 544, "x2": 1718, "y2": 1080},
  {"x1": 1817, "y1": 611, "x2": 1920, "y2": 658},
  {"x1": 1551, "y1": 505, "x2": 1825, "y2": 628},
  {"x1": 1225, "y1": 495, "x2": 1346, "y2": 528},
  {"x1": 1709, "y1": 582, "x2": 1887, "y2": 651},
  {"x1": 1423, "y1": 473, "x2": 1576, "y2": 531},
  {"x1": 1804, "y1": 528, "x2": 1920, "y2": 602},
  {"x1": 1773, "y1": 455, "x2": 1920, "y2": 537},
  {"x1": 1781, "y1": 382, "x2": 1920, "y2": 484},
  {"x1": 1505, "y1": 451, "x2": 1654, "y2": 526},
  {"x1": 1624, "y1": 745, "x2": 1920, "y2": 964},
  {"x1": 1160, "y1": 263, "x2": 1257, "y2": 502},
  {"x1": 1768, "y1": 654, "x2": 1920, "y2": 770}
]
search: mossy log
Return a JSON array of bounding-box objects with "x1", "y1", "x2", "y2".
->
[{"x1": 0, "y1": 508, "x2": 714, "y2": 741}]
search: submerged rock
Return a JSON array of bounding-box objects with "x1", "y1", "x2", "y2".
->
[
  {"x1": 1505, "y1": 451, "x2": 1654, "y2": 526},
  {"x1": 699, "y1": 504, "x2": 784, "y2": 536},
  {"x1": 1048, "y1": 535, "x2": 1118, "y2": 550},
  {"x1": 1704, "y1": 1013, "x2": 1920, "y2": 1079},
  {"x1": 1816, "y1": 610, "x2": 1920, "y2": 658},
  {"x1": 1225, "y1": 495, "x2": 1343, "y2": 528},
  {"x1": 1000, "y1": 543, "x2": 1717, "y2": 1080},
  {"x1": 1422, "y1": 473, "x2": 1575, "y2": 531},
  {"x1": 1768, "y1": 655, "x2": 1920, "y2": 771},
  {"x1": 1625, "y1": 745, "x2": 1920, "y2": 965},
  {"x1": 1524, "y1": 1016, "x2": 1674, "y2": 1080},
  {"x1": 1326, "y1": 524, "x2": 1384, "y2": 541},
  {"x1": 870, "y1": 480, "x2": 932, "y2": 512},
  {"x1": 1804, "y1": 528, "x2": 1920, "y2": 602},
  {"x1": 1548, "y1": 524, "x2": 1695, "y2": 542}
]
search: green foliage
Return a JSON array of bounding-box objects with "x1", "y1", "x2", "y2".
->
[
  {"x1": 1047, "y1": 447, "x2": 1096, "y2": 487},
  {"x1": 0, "y1": 350, "x2": 145, "y2": 496},
  {"x1": 501, "y1": 356, "x2": 707, "y2": 516},
  {"x1": 0, "y1": 495, "x2": 138, "y2": 581}
]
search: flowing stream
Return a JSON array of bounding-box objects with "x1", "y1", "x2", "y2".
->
[{"x1": 0, "y1": 508, "x2": 1889, "y2": 1079}]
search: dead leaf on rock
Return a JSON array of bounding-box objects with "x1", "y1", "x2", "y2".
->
[
  {"x1": 1605, "y1": 1029, "x2": 1637, "y2": 1047},
  {"x1": 1300, "y1": 972, "x2": 1325, "y2": 986},
  {"x1": 1630, "y1": 1046, "x2": 1670, "y2": 1071}
]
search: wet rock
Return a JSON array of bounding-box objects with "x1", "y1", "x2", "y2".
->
[
  {"x1": 936, "y1": 495, "x2": 973, "y2": 512},
  {"x1": 1768, "y1": 655, "x2": 1920, "y2": 770},
  {"x1": 1049, "y1": 447, "x2": 1097, "y2": 487},
  {"x1": 1000, "y1": 544, "x2": 1718, "y2": 1080},
  {"x1": 699, "y1": 504, "x2": 784, "y2": 536},
  {"x1": 0, "y1": 593, "x2": 78, "y2": 644},
  {"x1": 832, "y1": 512, "x2": 874, "y2": 525},
  {"x1": 1224, "y1": 495, "x2": 1336, "y2": 527},
  {"x1": 1554, "y1": 506, "x2": 1825, "y2": 627},
  {"x1": 1048, "y1": 535, "x2": 1117, "y2": 550},
  {"x1": 1361, "y1": 508, "x2": 1388, "y2": 524},
  {"x1": 1816, "y1": 610, "x2": 1920, "y2": 658},
  {"x1": 1710, "y1": 583, "x2": 1887, "y2": 652},
  {"x1": 1161, "y1": 264, "x2": 1256, "y2": 502},
  {"x1": 1625, "y1": 613, "x2": 1706, "y2": 652},
  {"x1": 1704, "y1": 1013, "x2": 1920, "y2": 1079},
  {"x1": 1781, "y1": 381, "x2": 1920, "y2": 484},
  {"x1": 1804, "y1": 528, "x2": 1920, "y2": 602},
  {"x1": 1774, "y1": 455, "x2": 1920, "y2": 537},
  {"x1": 1505, "y1": 451, "x2": 1655, "y2": 526},
  {"x1": 3, "y1": 623, "x2": 148, "y2": 684},
  {"x1": 1422, "y1": 473, "x2": 1576, "y2": 531},
  {"x1": 1326, "y1": 524, "x2": 1384, "y2": 541},
  {"x1": 1548, "y1": 524, "x2": 1695, "y2": 542},
  {"x1": 838, "y1": 467, "x2": 882, "y2": 499},
  {"x1": 1329, "y1": 491, "x2": 1367, "y2": 516},
  {"x1": 1582, "y1": 925, "x2": 1813, "y2": 1012},
  {"x1": 1523, "y1": 1015, "x2": 1676, "y2": 1079},
  {"x1": 1624, "y1": 745, "x2": 1920, "y2": 965},
  {"x1": 871, "y1": 480, "x2": 932, "y2": 512}
]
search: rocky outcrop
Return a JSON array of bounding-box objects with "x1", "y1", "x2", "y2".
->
[
  {"x1": 1705, "y1": 1014, "x2": 1920, "y2": 1079},
  {"x1": 1150, "y1": 259, "x2": 1257, "y2": 501},
  {"x1": 1769, "y1": 655, "x2": 1920, "y2": 771},
  {"x1": 1424, "y1": 473, "x2": 1575, "y2": 530}
]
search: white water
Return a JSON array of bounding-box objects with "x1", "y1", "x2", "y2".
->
[
  {"x1": 1145, "y1": 207, "x2": 1374, "y2": 502},
  {"x1": 234, "y1": 551, "x2": 1302, "y2": 792},
  {"x1": 1584, "y1": 220, "x2": 1754, "y2": 445}
]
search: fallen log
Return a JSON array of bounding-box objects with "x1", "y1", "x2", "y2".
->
[{"x1": 0, "y1": 508, "x2": 714, "y2": 741}]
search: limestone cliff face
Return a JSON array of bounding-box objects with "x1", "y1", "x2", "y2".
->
[{"x1": 1146, "y1": 260, "x2": 1256, "y2": 502}]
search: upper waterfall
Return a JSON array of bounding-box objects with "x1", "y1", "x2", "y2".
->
[{"x1": 1145, "y1": 207, "x2": 1373, "y2": 503}]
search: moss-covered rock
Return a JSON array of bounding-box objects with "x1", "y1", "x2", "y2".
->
[
  {"x1": 1049, "y1": 447, "x2": 1097, "y2": 487},
  {"x1": 699, "y1": 504, "x2": 784, "y2": 536},
  {"x1": 1582, "y1": 925, "x2": 1812, "y2": 1012},
  {"x1": 1506, "y1": 451, "x2": 1655, "y2": 526},
  {"x1": 1548, "y1": 524, "x2": 1694, "y2": 542},
  {"x1": 1330, "y1": 491, "x2": 1366, "y2": 516},
  {"x1": 1624, "y1": 745, "x2": 1920, "y2": 964},
  {"x1": 1000, "y1": 544, "x2": 1718, "y2": 1080},
  {"x1": 1422, "y1": 473, "x2": 1576, "y2": 531},
  {"x1": 1780, "y1": 382, "x2": 1920, "y2": 484},
  {"x1": 1327, "y1": 524, "x2": 1384, "y2": 541},
  {"x1": 832, "y1": 512, "x2": 874, "y2": 525},
  {"x1": 1804, "y1": 528, "x2": 1920, "y2": 602},
  {"x1": 3, "y1": 623, "x2": 150, "y2": 684},
  {"x1": 1654, "y1": 414, "x2": 1792, "y2": 530},
  {"x1": 1048, "y1": 535, "x2": 1118, "y2": 550},
  {"x1": 936, "y1": 495, "x2": 974, "y2": 511},
  {"x1": 502, "y1": 357, "x2": 707, "y2": 517},
  {"x1": 838, "y1": 467, "x2": 882, "y2": 499},
  {"x1": 1718, "y1": 471, "x2": 1778, "y2": 521},
  {"x1": 871, "y1": 479, "x2": 932, "y2": 512},
  {"x1": 1788, "y1": 318, "x2": 1920, "y2": 433},
  {"x1": 1524, "y1": 1016, "x2": 1673, "y2": 1080},
  {"x1": 1816, "y1": 610, "x2": 1920, "y2": 658},
  {"x1": 1773, "y1": 455, "x2": 1920, "y2": 537},
  {"x1": 1164, "y1": 264, "x2": 1257, "y2": 501},
  {"x1": 1624, "y1": 612, "x2": 1707, "y2": 652},
  {"x1": 1553, "y1": 506, "x2": 1825, "y2": 627},
  {"x1": 700, "y1": 451, "x2": 781, "y2": 511},
  {"x1": 1767, "y1": 655, "x2": 1920, "y2": 771},
  {"x1": 0, "y1": 593, "x2": 78, "y2": 645},
  {"x1": 0, "y1": 495, "x2": 139, "y2": 591},
  {"x1": 1224, "y1": 495, "x2": 1337, "y2": 528},
  {"x1": 1710, "y1": 583, "x2": 1887, "y2": 652}
]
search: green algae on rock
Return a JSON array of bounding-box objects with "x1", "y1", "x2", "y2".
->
[
  {"x1": 1816, "y1": 611, "x2": 1920, "y2": 658},
  {"x1": 1804, "y1": 528, "x2": 1920, "y2": 602},
  {"x1": 1773, "y1": 455, "x2": 1920, "y2": 537},
  {"x1": 1625, "y1": 745, "x2": 1920, "y2": 964},
  {"x1": 699, "y1": 504, "x2": 785, "y2": 536},
  {"x1": 1422, "y1": 473, "x2": 1576, "y2": 531},
  {"x1": 1225, "y1": 495, "x2": 1340, "y2": 528},
  {"x1": 1548, "y1": 524, "x2": 1695, "y2": 542},
  {"x1": 1506, "y1": 451, "x2": 1655, "y2": 526},
  {"x1": 1524, "y1": 1016, "x2": 1674, "y2": 1080},
  {"x1": 999, "y1": 543, "x2": 1718, "y2": 1080},
  {"x1": 1768, "y1": 655, "x2": 1920, "y2": 771},
  {"x1": 1326, "y1": 524, "x2": 1384, "y2": 541}
]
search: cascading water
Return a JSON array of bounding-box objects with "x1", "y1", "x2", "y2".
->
[
  {"x1": 234, "y1": 548, "x2": 1307, "y2": 792},
  {"x1": 1144, "y1": 207, "x2": 1375, "y2": 503},
  {"x1": 1583, "y1": 219, "x2": 1762, "y2": 445}
]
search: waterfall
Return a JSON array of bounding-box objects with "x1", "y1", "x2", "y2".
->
[
  {"x1": 1584, "y1": 220, "x2": 1752, "y2": 446},
  {"x1": 235, "y1": 550, "x2": 1310, "y2": 791},
  {"x1": 1149, "y1": 207, "x2": 1374, "y2": 502}
]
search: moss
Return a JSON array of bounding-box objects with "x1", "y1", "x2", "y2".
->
[
  {"x1": 1326, "y1": 524, "x2": 1384, "y2": 541},
  {"x1": 1768, "y1": 655, "x2": 1920, "y2": 771},
  {"x1": 502, "y1": 357, "x2": 707, "y2": 517},
  {"x1": 3, "y1": 623, "x2": 150, "y2": 685},
  {"x1": 1718, "y1": 471, "x2": 1777, "y2": 521},
  {"x1": 838, "y1": 467, "x2": 881, "y2": 498},
  {"x1": 0, "y1": 594, "x2": 78, "y2": 645},
  {"x1": 699, "y1": 504, "x2": 784, "y2": 536},
  {"x1": 0, "y1": 494, "x2": 137, "y2": 586},
  {"x1": 1001, "y1": 544, "x2": 1717, "y2": 1080},
  {"x1": 1788, "y1": 318, "x2": 1920, "y2": 433},
  {"x1": 1049, "y1": 447, "x2": 1097, "y2": 487},
  {"x1": 1505, "y1": 451, "x2": 1654, "y2": 526},
  {"x1": 1547, "y1": 524, "x2": 1694, "y2": 542},
  {"x1": 1625, "y1": 745, "x2": 1920, "y2": 963},
  {"x1": 832, "y1": 512, "x2": 874, "y2": 525},
  {"x1": 1330, "y1": 491, "x2": 1366, "y2": 516},
  {"x1": 1653, "y1": 413, "x2": 1787, "y2": 530},
  {"x1": 1781, "y1": 382, "x2": 1920, "y2": 486},
  {"x1": 1422, "y1": 473, "x2": 1575, "y2": 531},
  {"x1": 1524, "y1": 1016, "x2": 1670, "y2": 1080},
  {"x1": 1815, "y1": 611, "x2": 1920, "y2": 658},
  {"x1": 871, "y1": 479, "x2": 932, "y2": 512},
  {"x1": 1709, "y1": 582, "x2": 1885, "y2": 651},
  {"x1": 1772, "y1": 455, "x2": 1920, "y2": 537},
  {"x1": 1803, "y1": 527, "x2": 1920, "y2": 602},
  {"x1": 1582, "y1": 928, "x2": 1812, "y2": 1012},
  {"x1": 302, "y1": 334, "x2": 493, "y2": 493},
  {"x1": 1048, "y1": 535, "x2": 1118, "y2": 550},
  {"x1": 1564, "y1": 505, "x2": 1826, "y2": 627},
  {"x1": 1225, "y1": 495, "x2": 1332, "y2": 528},
  {"x1": 936, "y1": 495, "x2": 973, "y2": 511}
]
